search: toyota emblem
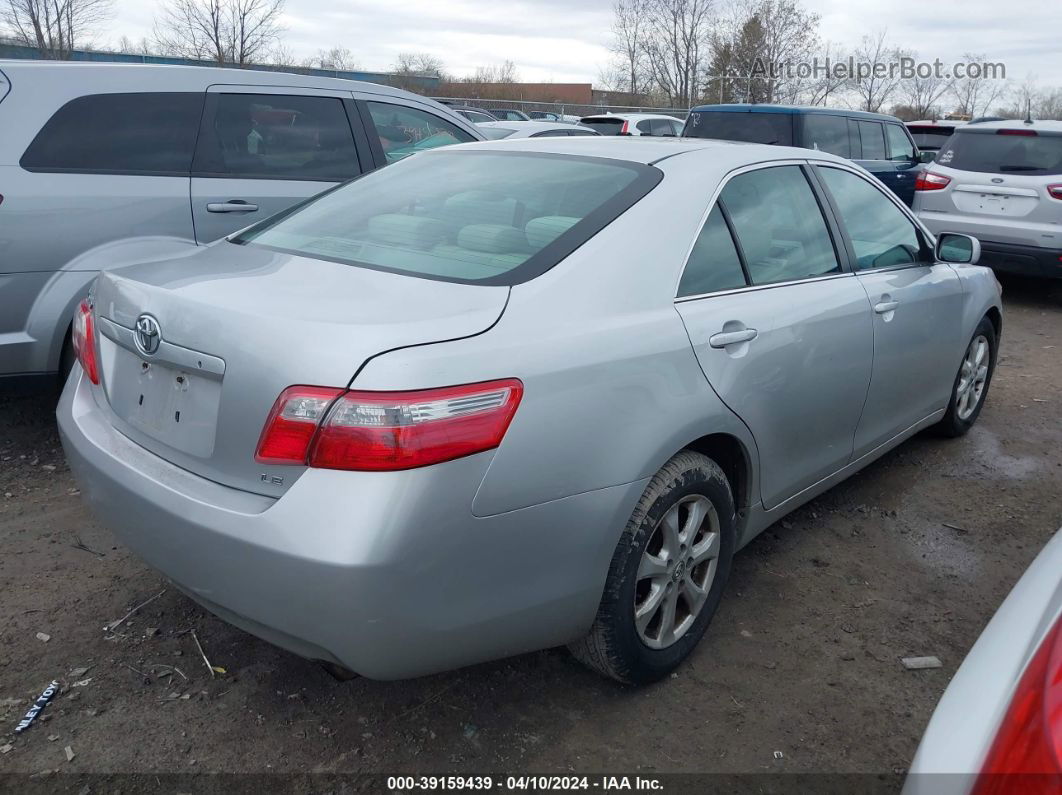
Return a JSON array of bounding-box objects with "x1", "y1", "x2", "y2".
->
[{"x1": 134, "y1": 314, "x2": 161, "y2": 356}]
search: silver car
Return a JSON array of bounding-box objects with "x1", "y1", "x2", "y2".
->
[
  {"x1": 0, "y1": 61, "x2": 483, "y2": 391},
  {"x1": 904, "y1": 528, "x2": 1062, "y2": 794},
  {"x1": 58, "y1": 138, "x2": 1002, "y2": 683},
  {"x1": 914, "y1": 118, "x2": 1062, "y2": 279}
]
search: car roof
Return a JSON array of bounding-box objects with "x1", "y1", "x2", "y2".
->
[
  {"x1": 951, "y1": 118, "x2": 1062, "y2": 133},
  {"x1": 445, "y1": 135, "x2": 851, "y2": 167},
  {"x1": 580, "y1": 112, "x2": 681, "y2": 121},
  {"x1": 690, "y1": 103, "x2": 901, "y2": 123},
  {"x1": 906, "y1": 120, "x2": 964, "y2": 128},
  {"x1": 478, "y1": 120, "x2": 587, "y2": 131},
  {"x1": 0, "y1": 59, "x2": 414, "y2": 98}
]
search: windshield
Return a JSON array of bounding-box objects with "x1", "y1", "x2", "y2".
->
[
  {"x1": 683, "y1": 111, "x2": 794, "y2": 145},
  {"x1": 936, "y1": 130, "x2": 1062, "y2": 174},
  {"x1": 235, "y1": 151, "x2": 661, "y2": 285},
  {"x1": 581, "y1": 118, "x2": 625, "y2": 135}
]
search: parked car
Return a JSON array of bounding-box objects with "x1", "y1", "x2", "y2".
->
[
  {"x1": 580, "y1": 112, "x2": 684, "y2": 137},
  {"x1": 0, "y1": 61, "x2": 484, "y2": 392},
  {"x1": 904, "y1": 527, "x2": 1062, "y2": 794},
  {"x1": 906, "y1": 120, "x2": 966, "y2": 160},
  {"x1": 527, "y1": 111, "x2": 560, "y2": 121},
  {"x1": 477, "y1": 120, "x2": 600, "y2": 139},
  {"x1": 59, "y1": 137, "x2": 1001, "y2": 684},
  {"x1": 914, "y1": 119, "x2": 1062, "y2": 279},
  {"x1": 683, "y1": 104, "x2": 922, "y2": 205},
  {"x1": 447, "y1": 105, "x2": 498, "y2": 124},
  {"x1": 490, "y1": 108, "x2": 532, "y2": 122}
]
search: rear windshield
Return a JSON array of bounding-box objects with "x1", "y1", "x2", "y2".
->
[
  {"x1": 936, "y1": 130, "x2": 1062, "y2": 175},
  {"x1": 683, "y1": 111, "x2": 794, "y2": 145},
  {"x1": 581, "y1": 118, "x2": 625, "y2": 135},
  {"x1": 907, "y1": 127, "x2": 955, "y2": 149},
  {"x1": 235, "y1": 150, "x2": 662, "y2": 285}
]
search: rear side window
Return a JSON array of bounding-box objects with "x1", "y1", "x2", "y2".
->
[
  {"x1": 235, "y1": 150, "x2": 661, "y2": 285},
  {"x1": 817, "y1": 166, "x2": 924, "y2": 269},
  {"x1": 366, "y1": 101, "x2": 474, "y2": 164},
  {"x1": 856, "y1": 121, "x2": 886, "y2": 160},
  {"x1": 885, "y1": 124, "x2": 916, "y2": 161},
  {"x1": 677, "y1": 206, "x2": 747, "y2": 297},
  {"x1": 801, "y1": 115, "x2": 850, "y2": 157},
  {"x1": 21, "y1": 92, "x2": 204, "y2": 174},
  {"x1": 937, "y1": 131, "x2": 1062, "y2": 175},
  {"x1": 683, "y1": 111, "x2": 794, "y2": 145},
  {"x1": 719, "y1": 166, "x2": 839, "y2": 285},
  {"x1": 637, "y1": 119, "x2": 654, "y2": 134},
  {"x1": 651, "y1": 118, "x2": 678, "y2": 136},
  {"x1": 194, "y1": 93, "x2": 359, "y2": 181}
]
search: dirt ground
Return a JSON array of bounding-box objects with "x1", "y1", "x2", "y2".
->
[{"x1": 1, "y1": 274, "x2": 1060, "y2": 785}]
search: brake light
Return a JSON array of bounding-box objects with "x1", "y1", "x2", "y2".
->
[
  {"x1": 997, "y1": 129, "x2": 1038, "y2": 136},
  {"x1": 255, "y1": 379, "x2": 523, "y2": 471},
  {"x1": 971, "y1": 613, "x2": 1062, "y2": 795},
  {"x1": 915, "y1": 171, "x2": 952, "y2": 191},
  {"x1": 620, "y1": 120, "x2": 630, "y2": 135},
  {"x1": 1047, "y1": 184, "x2": 1062, "y2": 201},
  {"x1": 71, "y1": 298, "x2": 99, "y2": 385}
]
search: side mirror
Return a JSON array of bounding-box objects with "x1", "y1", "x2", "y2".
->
[{"x1": 936, "y1": 233, "x2": 981, "y2": 265}]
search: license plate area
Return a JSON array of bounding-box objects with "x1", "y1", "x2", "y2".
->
[{"x1": 101, "y1": 339, "x2": 222, "y2": 458}]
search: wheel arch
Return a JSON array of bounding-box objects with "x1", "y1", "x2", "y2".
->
[
  {"x1": 984, "y1": 305, "x2": 1002, "y2": 341},
  {"x1": 682, "y1": 432, "x2": 753, "y2": 518}
]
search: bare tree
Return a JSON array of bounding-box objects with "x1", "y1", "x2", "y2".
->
[
  {"x1": 116, "y1": 34, "x2": 156, "y2": 55},
  {"x1": 848, "y1": 31, "x2": 905, "y2": 113},
  {"x1": 639, "y1": 0, "x2": 716, "y2": 107},
  {"x1": 389, "y1": 52, "x2": 447, "y2": 92},
  {"x1": 304, "y1": 45, "x2": 358, "y2": 71},
  {"x1": 728, "y1": 0, "x2": 820, "y2": 104},
  {"x1": 949, "y1": 52, "x2": 1007, "y2": 119},
  {"x1": 897, "y1": 66, "x2": 952, "y2": 119},
  {"x1": 802, "y1": 39, "x2": 849, "y2": 106},
  {"x1": 470, "y1": 60, "x2": 517, "y2": 84},
  {"x1": 153, "y1": 0, "x2": 284, "y2": 64},
  {"x1": 609, "y1": 0, "x2": 648, "y2": 95},
  {"x1": 3, "y1": 0, "x2": 113, "y2": 58}
]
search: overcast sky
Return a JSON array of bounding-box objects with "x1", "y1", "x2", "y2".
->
[{"x1": 111, "y1": 0, "x2": 1061, "y2": 88}]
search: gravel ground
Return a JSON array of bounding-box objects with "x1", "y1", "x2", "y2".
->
[{"x1": 0, "y1": 274, "x2": 1059, "y2": 783}]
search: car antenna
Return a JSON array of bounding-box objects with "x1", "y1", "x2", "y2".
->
[{"x1": 1024, "y1": 99, "x2": 1034, "y2": 125}]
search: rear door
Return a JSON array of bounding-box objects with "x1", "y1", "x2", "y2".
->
[
  {"x1": 675, "y1": 163, "x2": 874, "y2": 509},
  {"x1": 813, "y1": 164, "x2": 964, "y2": 454},
  {"x1": 190, "y1": 85, "x2": 369, "y2": 244}
]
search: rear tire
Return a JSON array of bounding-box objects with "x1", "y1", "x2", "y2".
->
[
  {"x1": 935, "y1": 316, "x2": 997, "y2": 438},
  {"x1": 570, "y1": 451, "x2": 736, "y2": 684}
]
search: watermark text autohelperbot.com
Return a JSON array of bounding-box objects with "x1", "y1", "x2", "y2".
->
[{"x1": 748, "y1": 57, "x2": 1006, "y2": 81}]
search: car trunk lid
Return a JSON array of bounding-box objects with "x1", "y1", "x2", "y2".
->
[{"x1": 91, "y1": 241, "x2": 509, "y2": 497}]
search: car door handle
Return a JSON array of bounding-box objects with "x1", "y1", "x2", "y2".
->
[
  {"x1": 206, "y1": 201, "x2": 259, "y2": 213},
  {"x1": 709, "y1": 328, "x2": 758, "y2": 348},
  {"x1": 874, "y1": 300, "x2": 899, "y2": 314}
]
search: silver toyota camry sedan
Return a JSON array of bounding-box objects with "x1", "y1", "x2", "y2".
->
[{"x1": 58, "y1": 137, "x2": 1003, "y2": 684}]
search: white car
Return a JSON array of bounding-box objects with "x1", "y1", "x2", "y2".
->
[
  {"x1": 477, "y1": 120, "x2": 600, "y2": 139},
  {"x1": 904, "y1": 527, "x2": 1062, "y2": 793},
  {"x1": 580, "y1": 112, "x2": 684, "y2": 137}
]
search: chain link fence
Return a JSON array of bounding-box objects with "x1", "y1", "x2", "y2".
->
[{"x1": 432, "y1": 96, "x2": 689, "y2": 121}]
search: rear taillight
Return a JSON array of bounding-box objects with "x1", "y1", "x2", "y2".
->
[
  {"x1": 1047, "y1": 184, "x2": 1062, "y2": 201},
  {"x1": 71, "y1": 298, "x2": 99, "y2": 385},
  {"x1": 915, "y1": 171, "x2": 952, "y2": 191},
  {"x1": 620, "y1": 120, "x2": 630, "y2": 135},
  {"x1": 255, "y1": 379, "x2": 523, "y2": 471},
  {"x1": 971, "y1": 613, "x2": 1062, "y2": 795}
]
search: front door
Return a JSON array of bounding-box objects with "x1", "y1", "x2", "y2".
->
[
  {"x1": 190, "y1": 86, "x2": 367, "y2": 243},
  {"x1": 813, "y1": 164, "x2": 965, "y2": 455},
  {"x1": 675, "y1": 164, "x2": 874, "y2": 510}
]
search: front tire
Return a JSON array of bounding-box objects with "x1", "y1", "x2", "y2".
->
[
  {"x1": 570, "y1": 451, "x2": 736, "y2": 684},
  {"x1": 936, "y1": 317, "x2": 997, "y2": 437}
]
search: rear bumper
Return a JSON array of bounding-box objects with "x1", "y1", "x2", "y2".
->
[
  {"x1": 976, "y1": 240, "x2": 1062, "y2": 279},
  {"x1": 58, "y1": 369, "x2": 644, "y2": 679},
  {"x1": 916, "y1": 212, "x2": 1062, "y2": 278}
]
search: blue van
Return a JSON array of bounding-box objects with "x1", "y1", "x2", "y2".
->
[{"x1": 682, "y1": 105, "x2": 922, "y2": 205}]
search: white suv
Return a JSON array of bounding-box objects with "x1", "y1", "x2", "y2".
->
[
  {"x1": 579, "y1": 112, "x2": 684, "y2": 137},
  {"x1": 914, "y1": 119, "x2": 1062, "y2": 279}
]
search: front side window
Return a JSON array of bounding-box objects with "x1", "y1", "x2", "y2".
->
[
  {"x1": 801, "y1": 114, "x2": 850, "y2": 157},
  {"x1": 719, "y1": 166, "x2": 839, "y2": 285},
  {"x1": 857, "y1": 121, "x2": 886, "y2": 160},
  {"x1": 817, "y1": 166, "x2": 924, "y2": 269},
  {"x1": 683, "y1": 111, "x2": 794, "y2": 146},
  {"x1": 366, "y1": 101, "x2": 474, "y2": 164},
  {"x1": 235, "y1": 151, "x2": 660, "y2": 285},
  {"x1": 885, "y1": 124, "x2": 916, "y2": 161},
  {"x1": 194, "y1": 93, "x2": 358, "y2": 181},
  {"x1": 21, "y1": 92, "x2": 204, "y2": 174},
  {"x1": 677, "y1": 206, "x2": 748, "y2": 297}
]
